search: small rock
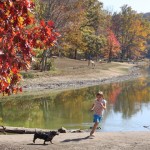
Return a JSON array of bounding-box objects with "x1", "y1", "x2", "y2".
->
[
  {"x1": 58, "y1": 127, "x2": 67, "y2": 133},
  {"x1": 70, "y1": 129, "x2": 83, "y2": 133}
]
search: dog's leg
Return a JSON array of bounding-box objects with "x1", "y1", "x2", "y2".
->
[
  {"x1": 43, "y1": 141, "x2": 46, "y2": 145},
  {"x1": 33, "y1": 137, "x2": 36, "y2": 143},
  {"x1": 50, "y1": 140, "x2": 53, "y2": 144}
]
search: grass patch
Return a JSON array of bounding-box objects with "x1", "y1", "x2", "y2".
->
[
  {"x1": 0, "y1": 90, "x2": 61, "y2": 102},
  {"x1": 21, "y1": 72, "x2": 34, "y2": 79}
]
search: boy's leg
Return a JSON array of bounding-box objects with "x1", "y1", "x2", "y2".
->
[{"x1": 90, "y1": 122, "x2": 99, "y2": 136}]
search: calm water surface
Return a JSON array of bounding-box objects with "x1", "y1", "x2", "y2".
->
[{"x1": 0, "y1": 69, "x2": 150, "y2": 132}]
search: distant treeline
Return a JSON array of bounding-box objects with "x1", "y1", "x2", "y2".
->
[{"x1": 34, "y1": 0, "x2": 150, "y2": 61}]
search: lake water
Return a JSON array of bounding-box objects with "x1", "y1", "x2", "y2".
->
[{"x1": 0, "y1": 67, "x2": 150, "y2": 132}]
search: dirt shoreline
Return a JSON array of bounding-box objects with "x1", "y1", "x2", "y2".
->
[
  {"x1": 0, "y1": 131, "x2": 150, "y2": 150},
  {"x1": 22, "y1": 64, "x2": 142, "y2": 92}
]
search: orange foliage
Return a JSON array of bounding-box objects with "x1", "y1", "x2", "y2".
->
[
  {"x1": 108, "y1": 85, "x2": 122, "y2": 104},
  {"x1": 0, "y1": 0, "x2": 60, "y2": 95}
]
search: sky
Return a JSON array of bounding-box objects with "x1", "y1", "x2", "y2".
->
[{"x1": 100, "y1": 0, "x2": 150, "y2": 13}]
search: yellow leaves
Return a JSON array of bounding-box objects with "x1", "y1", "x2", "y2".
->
[
  {"x1": 112, "y1": 6, "x2": 150, "y2": 59},
  {"x1": 132, "y1": 18, "x2": 149, "y2": 39},
  {"x1": 5, "y1": 10, "x2": 10, "y2": 16},
  {"x1": 62, "y1": 43, "x2": 72, "y2": 51},
  {"x1": 6, "y1": 77, "x2": 11, "y2": 84},
  {"x1": 138, "y1": 41, "x2": 146, "y2": 51},
  {"x1": 18, "y1": 16, "x2": 24, "y2": 26},
  {"x1": 50, "y1": 43, "x2": 54, "y2": 47}
]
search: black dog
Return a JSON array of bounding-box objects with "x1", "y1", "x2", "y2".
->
[{"x1": 33, "y1": 131, "x2": 59, "y2": 144}]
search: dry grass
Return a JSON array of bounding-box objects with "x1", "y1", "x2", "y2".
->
[{"x1": 22, "y1": 57, "x2": 133, "y2": 78}]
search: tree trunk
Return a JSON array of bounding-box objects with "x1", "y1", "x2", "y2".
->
[
  {"x1": 74, "y1": 49, "x2": 77, "y2": 59},
  {"x1": 41, "y1": 50, "x2": 48, "y2": 71},
  {"x1": 44, "y1": 55, "x2": 48, "y2": 71},
  {"x1": 108, "y1": 48, "x2": 112, "y2": 63},
  {"x1": 120, "y1": 48, "x2": 126, "y2": 61}
]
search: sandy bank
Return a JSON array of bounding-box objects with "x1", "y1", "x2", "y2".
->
[{"x1": 0, "y1": 131, "x2": 150, "y2": 150}]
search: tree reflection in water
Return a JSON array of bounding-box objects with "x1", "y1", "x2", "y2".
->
[{"x1": 0, "y1": 76, "x2": 150, "y2": 131}]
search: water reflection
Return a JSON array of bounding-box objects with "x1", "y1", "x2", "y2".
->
[{"x1": 0, "y1": 76, "x2": 150, "y2": 131}]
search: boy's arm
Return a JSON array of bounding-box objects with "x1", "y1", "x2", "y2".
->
[
  {"x1": 100, "y1": 101, "x2": 106, "y2": 109},
  {"x1": 90, "y1": 103, "x2": 95, "y2": 111}
]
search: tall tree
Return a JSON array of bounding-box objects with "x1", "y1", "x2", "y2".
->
[
  {"x1": 112, "y1": 5, "x2": 150, "y2": 60},
  {"x1": 81, "y1": 0, "x2": 106, "y2": 60},
  {"x1": 61, "y1": 0, "x2": 87, "y2": 59},
  {"x1": 34, "y1": 0, "x2": 78, "y2": 70},
  {"x1": 104, "y1": 29, "x2": 120, "y2": 62}
]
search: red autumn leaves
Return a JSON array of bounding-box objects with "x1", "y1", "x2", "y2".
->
[
  {"x1": 0, "y1": 0, "x2": 60, "y2": 95},
  {"x1": 105, "y1": 29, "x2": 120, "y2": 62}
]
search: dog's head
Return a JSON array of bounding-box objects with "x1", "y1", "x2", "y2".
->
[{"x1": 49, "y1": 131, "x2": 59, "y2": 137}]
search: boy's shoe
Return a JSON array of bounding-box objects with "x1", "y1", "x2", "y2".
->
[
  {"x1": 90, "y1": 127, "x2": 101, "y2": 129},
  {"x1": 97, "y1": 127, "x2": 101, "y2": 129}
]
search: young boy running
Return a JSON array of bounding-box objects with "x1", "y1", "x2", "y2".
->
[{"x1": 90, "y1": 91, "x2": 107, "y2": 136}]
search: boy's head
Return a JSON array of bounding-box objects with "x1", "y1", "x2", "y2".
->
[{"x1": 96, "y1": 91, "x2": 103, "y2": 98}]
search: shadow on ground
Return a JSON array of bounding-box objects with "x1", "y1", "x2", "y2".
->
[
  {"x1": 61, "y1": 136, "x2": 94, "y2": 143},
  {"x1": 27, "y1": 143, "x2": 48, "y2": 146}
]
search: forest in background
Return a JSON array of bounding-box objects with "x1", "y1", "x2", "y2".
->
[{"x1": 33, "y1": 0, "x2": 150, "y2": 64}]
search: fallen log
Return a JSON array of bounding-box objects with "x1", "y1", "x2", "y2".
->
[
  {"x1": 0, "y1": 126, "x2": 50, "y2": 134},
  {"x1": 0, "y1": 126, "x2": 85, "y2": 134}
]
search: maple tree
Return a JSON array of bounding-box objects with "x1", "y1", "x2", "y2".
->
[
  {"x1": 0, "y1": 0, "x2": 59, "y2": 95},
  {"x1": 104, "y1": 29, "x2": 120, "y2": 62}
]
